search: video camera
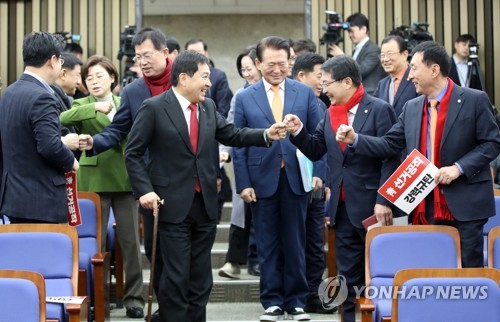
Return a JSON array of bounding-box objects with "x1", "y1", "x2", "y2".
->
[
  {"x1": 388, "y1": 22, "x2": 433, "y2": 54},
  {"x1": 320, "y1": 11, "x2": 350, "y2": 45},
  {"x1": 468, "y1": 43, "x2": 479, "y2": 59},
  {"x1": 117, "y1": 25, "x2": 139, "y2": 87},
  {"x1": 55, "y1": 31, "x2": 81, "y2": 44}
]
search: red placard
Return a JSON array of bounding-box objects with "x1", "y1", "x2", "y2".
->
[
  {"x1": 65, "y1": 171, "x2": 82, "y2": 226},
  {"x1": 378, "y1": 149, "x2": 438, "y2": 214}
]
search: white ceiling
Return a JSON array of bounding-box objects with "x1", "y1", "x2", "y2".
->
[{"x1": 143, "y1": 0, "x2": 306, "y2": 15}]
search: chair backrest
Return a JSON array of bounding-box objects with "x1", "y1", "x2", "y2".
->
[
  {"x1": 366, "y1": 225, "x2": 461, "y2": 289},
  {"x1": 488, "y1": 226, "x2": 500, "y2": 268},
  {"x1": 483, "y1": 196, "x2": 500, "y2": 265},
  {"x1": 77, "y1": 191, "x2": 103, "y2": 250},
  {"x1": 0, "y1": 270, "x2": 46, "y2": 322},
  {"x1": 0, "y1": 224, "x2": 79, "y2": 295},
  {"x1": 392, "y1": 268, "x2": 500, "y2": 322}
]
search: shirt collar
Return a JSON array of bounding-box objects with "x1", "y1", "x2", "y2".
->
[
  {"x1": 429, "y1": 79, "x2": 450, "y2": 104},
  {"x1": 262, "y1": 78, "x2": 285, "y2": 93},
  {"x1": 24, "y1": 71, "x2": 54, "y2": 94},
  {"x1": 172, "y1": 87, "x2": 193, "y2": 111},
  {"x1": 355, "y1": 37, "x2": 370, "y2": 51},
  {"x1": 393, "y1": 64, "x2": 409, "y2": 81}
]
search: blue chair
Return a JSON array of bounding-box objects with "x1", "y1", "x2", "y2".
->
[
  {"x1": 77, "y1": 191, "x2": 111, "y2": 321},
  {"x1": 358, "y1": 225, "x2": 461, "y2": 322},
  {"x1": 483, "y1": 196, "x2": 500, "y2": 265},
  {"x1": 391, "y1": 267, "x2": 500, "y2": 322},
  {"x1": 0, "y1": 224, "x2": 88, "y2": 322},
  {"x1": 105, "y1": 207, "x2": 125, "y2": 308},
  {"x1": 0, "y1": 270, "x2": 46, "y2": 322},
  {"x1": 488, "y1": 226, "x2": 500, "y2": 268}
]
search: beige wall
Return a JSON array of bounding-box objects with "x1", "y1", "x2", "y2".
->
[{"x1": 144, "y1": 14, "x2": 305, "y2": 93}]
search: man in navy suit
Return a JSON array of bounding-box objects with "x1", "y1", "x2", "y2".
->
[
  {"x1": 79, "y1": 26, "x2": 173, "y2": 319},
  {"x1": 373, "y1": 36, "x2": 418, "y2": 117},
  {"x1": 285, "y1": 55, "x2": 400, "y2": 322},
  {"x1": 0, "y1": 31, "x2": 78, "y2": 223},
  {"x1": 233, "y1": 36, "x2": 323, "y2": 322},
  {"x1": 125, "y1": 50, "x2": 286, "y2": 322},
  {"x1": 336, "y1": 41, "x2": 500, "y2": 268},
  {"x1": 328, "y1": 13, "x2": 386, "y2": 94}
]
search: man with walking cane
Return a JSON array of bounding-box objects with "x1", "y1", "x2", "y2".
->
[{"x1": 125, "y1": 50, "x2": 287, "y2": 322}]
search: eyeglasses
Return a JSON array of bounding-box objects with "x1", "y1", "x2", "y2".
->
[
  {"x1": 379, "y1": 51, "x2": 400, "y2": 60},
  {"x1": 58, "y1": 56, "x2": 65, "y2": 65},
  {"x1": 263, "y1": 62, "x2": 288, "y2": 70},
  {"x1": 132, "y1": 51, "x2": 161, "y2": 63},
  {"x1": 321, "y1": 79, "x2": 342, "y2": 88},
  {"x1": 240, "y1": 67, "x2": 256, "y2": 74}
]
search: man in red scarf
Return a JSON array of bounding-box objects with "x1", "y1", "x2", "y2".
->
[
  {"x1": 285, "y1": 55, "x2": 401, "y2": 322},
  {"x1": 336, "y1": 41, "x2": 500, "y2": 269},
  {"x1": 79, "y1": 27, "x2": 173, "y2": 320}
]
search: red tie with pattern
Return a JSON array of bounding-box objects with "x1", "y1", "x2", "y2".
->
[{"x1": 188, "y1": 103, "x2": 201, "y2": 192}]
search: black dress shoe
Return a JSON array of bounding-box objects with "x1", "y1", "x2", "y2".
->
[
  {"x1": 247, "y1": 264, "x2": 260, "y2": 276},
  {"x1": 126, "y1": 307, "x2": 144, "y2": 318},
  {"x1": 145, "y1": 309, "x2": 160, "y2": 322},
  {"x1": 305, "y1": 296, "x2": 338, "y2": 314}
]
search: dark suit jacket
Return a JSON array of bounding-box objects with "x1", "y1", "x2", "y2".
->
[
  {"x1": 207, "y1": 67, "x2": 233, "y2": 118},
  {"x1": 233, "y1": 78, "x2": 324, "y2": 197},
  {"x1": 373, "y1": 66, "x2": 418, "y2": 117},
  {"x1": 291, "y1": 93, "x2": 400, "y2": 228},
  {"x1": 356, "y1": 85, "x2": 500, "y2": 221},
  {"x1": 0, "y1": 74, "x2": 75, "y2": 222},
  {"x1": 355, "y1": 39, "x2": 387, "y2": 95},
  {"x1": 125, "y1": 89, "x2": 267, "y2": 224},
  {"x1": 449, "y1": 57, "x2": 483, "y2": 91},
  {"x1": 91, "y1": 77, "x2": 151, "y2": 155}
]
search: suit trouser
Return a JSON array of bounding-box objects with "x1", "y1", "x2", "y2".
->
[
  {"x1": 306, "y1": 196, "x2": 326, "y2": 298},
  {"x1": 99, "y1": 192, "x2": 144, "y2": 308},
  {"x1": 425, "y1": 197, "x2": 487, "y2": 268},
  {"x1": 158, "y1": 193, "x2": 216, "y2": 322},
  {"x1": 225, "y1": 202, "x2": 258, "y2": 266},
  {"x1": 334, "y1": 201, "x2": 366, "y2": 322},
  {"x1": 251, "y1": 168, "x2": 309, "y2": 310}
]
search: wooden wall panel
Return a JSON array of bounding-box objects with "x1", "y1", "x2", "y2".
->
[{"x1": 0, "y1": 0, "x2": 134, "y2": 94}]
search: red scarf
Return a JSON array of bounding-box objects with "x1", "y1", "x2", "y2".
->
[
  {"x1": 329, "y1": 83, "x2": 365, "y2": 151},
  {"x1": 413, "y1": 78, "x2": 455, "y2": 224},
  {"x1": 329, "y1": 84, "x2": 365, "y2": 201},
  {"x1": 143, "y1": 57, "x2": 173, "y2": 96}
]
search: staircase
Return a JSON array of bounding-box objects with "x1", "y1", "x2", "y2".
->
[{"x1": 109, "y1": 203, "x2": 341, "y2": 321}]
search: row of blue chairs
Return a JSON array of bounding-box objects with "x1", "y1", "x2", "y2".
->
[
  {"x1": 356, "y1": 224, "x2": 500, "y2": 322},
  {"x1": 0, "y1": 191, "x2": 123, "y2": 322}
]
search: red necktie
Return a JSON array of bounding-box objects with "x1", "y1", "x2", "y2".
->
[{"x1": 188, "y1": 103, "x2": 201, "y2": 192}]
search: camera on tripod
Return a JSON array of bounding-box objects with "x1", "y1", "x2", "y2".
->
[
  {"x1": 117, "y1": 25, "x2": 139, "y2": 87},
  {"x1": 468, "y1": 43, "x2": 479, "y2": 58},
  {"x1": 388, "y1": 22, "x2": 433, "y2": 55},
  {"x1": 320, "y1": 11, "x2": 350, "y2": 45}
]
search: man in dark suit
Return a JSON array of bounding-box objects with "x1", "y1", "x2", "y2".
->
[
  {"x1": 79, "y1": 26, "x2": 173, "y2": 319},
  {"x1": 52, "y1": 52, "x2": 83, "y2": 159},
  {"x1": 285, "y1": 55, "x2": 400, "y2": 322},
  {"x1": 373, "y1": 36, "x2": 418, "y2": 117},
  {"x1": 449, "y1": 34, "x2": 484, "y2": 91},
  {"x1": 233, "y1": 36, "x2": 323, "y2": 322},
  {"x1": 336, "y1": 41, "x2": 500, "y2": 268},
  {"x1": 328, "y1": 13, "x2": 386, "y2": 94},
  {"x1": 0, "y1": 31, "x2": 78, "y2": 224},
  {"x1": 124, "y1": 50, "x2": 286, "y2": 322}
]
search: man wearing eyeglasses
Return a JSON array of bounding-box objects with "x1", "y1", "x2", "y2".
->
[
  {"x1": 78, "y1": 26, "x2": 173, "y2": 320},
  {"x1": 233, "y1": 36, "x2": 323, "y2": 322},
  {"x1": 284, "y1": 55, "x2": 400, "y2": 322},
  {"x1": 373, "y1": 36, "x2": 418, "y2": 118},
  {"x1": 0, "y1": 31, "x2": 78, "y2": 224}
]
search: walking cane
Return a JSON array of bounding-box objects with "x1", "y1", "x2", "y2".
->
[{"x1": 147, "y1": 199, "x2": 164, "y2": 322}]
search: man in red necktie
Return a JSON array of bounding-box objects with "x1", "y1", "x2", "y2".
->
[
  {"x1": 125, "y1": 50, "x2": 286, "y2": 322},
  {"x1": 285, "y1": 55, "x2": 401, "y2": 322}
]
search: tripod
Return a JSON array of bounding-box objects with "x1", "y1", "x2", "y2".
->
[{"x1": 466, "y1": 55, "x2": 485, "y2": 91}]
